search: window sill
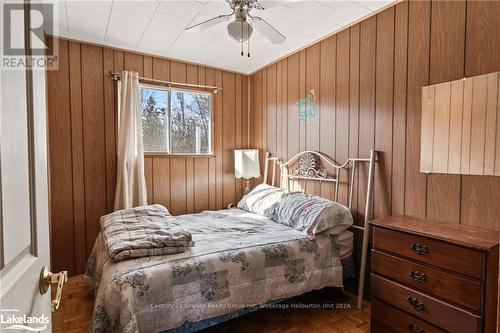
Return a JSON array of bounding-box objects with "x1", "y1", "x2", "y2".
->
[{"x1": 144, "y1": 152, "x2": 215, "y2": 158}]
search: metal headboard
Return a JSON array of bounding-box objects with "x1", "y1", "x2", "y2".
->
[{"x1": 263, "y1": 150, "x2": 377, "y2": 310}]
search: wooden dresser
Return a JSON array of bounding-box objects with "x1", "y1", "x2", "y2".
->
[{"x1": 370, "y1": 216, "x2": 499, "y2": 333}]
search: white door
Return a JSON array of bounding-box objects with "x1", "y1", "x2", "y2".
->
[{"x1": 0, "y1": 1, "x2": 56, "y2": 331}]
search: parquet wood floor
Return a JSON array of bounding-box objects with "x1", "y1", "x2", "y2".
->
[{"x1": 52, "y1": 275, "x2": 371, "y2": 333}]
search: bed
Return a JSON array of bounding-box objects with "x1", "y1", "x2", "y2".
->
[{"x1": 85, "y1": 150, "x2": 377, "y2": 333}]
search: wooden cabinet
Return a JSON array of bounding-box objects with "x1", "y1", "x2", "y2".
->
[{"x1": 370, "y1": 216, "x2": 499, "y2": 333}]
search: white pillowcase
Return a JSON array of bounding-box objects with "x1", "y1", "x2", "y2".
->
[
  {"x1": 237, "y1": 184, "x2": 353, "y2": 239},
  {"x1": 271, "y1": 192, "x2": 353, "y2": 239},
  {"x1": 237, "y1": 184, "x2": 289, "y2": 217}
]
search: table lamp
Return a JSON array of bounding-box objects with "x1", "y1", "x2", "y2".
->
[{"x1": 234, "y1": 149, "x2": 261, "y2": 194}]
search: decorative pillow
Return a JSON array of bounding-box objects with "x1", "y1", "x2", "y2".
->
[
  {"x1": 271, "y1": 192, "x2": 353, "y2": 239},
  {"x1": 237, "y1": 184, "x2": 289, "y2": 217}
]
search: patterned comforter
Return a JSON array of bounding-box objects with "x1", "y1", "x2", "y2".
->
[{"x1": 85, "y1": 208, "x2": 347, "y2": 333}]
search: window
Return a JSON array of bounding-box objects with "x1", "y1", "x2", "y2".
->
[{"x1": 140, "y1": 85, "x2": 212, "y2": 154}]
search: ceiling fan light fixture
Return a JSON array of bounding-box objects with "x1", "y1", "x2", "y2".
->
[
  {"x1": 185, "y1": 0, "x2": 287, "y2": 56},
  {"x1": 227, "y1": 20, "x2": 253, "y2": 42}
]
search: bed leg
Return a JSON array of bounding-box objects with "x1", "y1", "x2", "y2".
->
[{"x1": 356, "y1": 150, "x2": 376, "y2": 310}]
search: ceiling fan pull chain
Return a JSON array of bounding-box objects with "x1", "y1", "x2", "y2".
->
[
  {"x1": 247, "y1": 26, "x2": 251, "y2": 57},
  {"x1": 241, "y1": 19, "x2": 244, "y2": 56}
]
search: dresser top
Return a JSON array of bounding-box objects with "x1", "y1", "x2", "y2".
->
[{"x1": 370, "y1": 215, "x2": 499, "y2": 251}]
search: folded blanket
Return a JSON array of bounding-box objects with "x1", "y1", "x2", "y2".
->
[{"x1": 100, "y1": 204, "x2": 192, "y2": 261}]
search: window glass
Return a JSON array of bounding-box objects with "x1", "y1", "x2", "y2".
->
[
  {"x1": 141, "y1": 87, "x2": 168, "y2": 151},
  {"x1": 170, "y1": 89, "x2": 211, "y2": 154},
  {"x1": 139, "y1": 86, "x2": 211, "y2": 154}
]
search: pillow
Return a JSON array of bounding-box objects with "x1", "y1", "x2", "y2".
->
[
  {"x1": 271, "y1": 192, "x2": 353, "y2": 239},
  {"x1": 237, "y1": 184, "x2": 289, "y2": 217}
]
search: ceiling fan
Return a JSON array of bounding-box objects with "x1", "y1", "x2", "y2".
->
[{"x1": 186, "y1": 0, "x2": 295, "y2": 57}]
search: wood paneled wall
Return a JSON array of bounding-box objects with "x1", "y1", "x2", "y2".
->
[
  {"x1": 251, "y1": 0, "x2": 500, "y2": 230},
  {"x1": 250, "y1": 0, "x2": 500, "y2": 299},
  {"x1": 47, "y1": 36, "x2": 248, "y2": 275},
  {"x1": 47, "y1": 0, "x2": 500, "y2": 284}
]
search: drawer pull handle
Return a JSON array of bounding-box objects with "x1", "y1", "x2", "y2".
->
[
  {"x1": 410, "y1": 324, "x2": 425, "y2": 333},
  {"x1": 409, "y1": 270, "x2": 427, "y2": 282},
  {"x1": 406, "y1": 296, "x2": 424, "y2": 310},
  {"x1": 410, "y1": 243, "x2": 428, "y2": 255}
]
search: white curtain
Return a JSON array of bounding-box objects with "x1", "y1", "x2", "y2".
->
[{"x1": 114, "y1": 71, "x2": 147, "y2": 210}]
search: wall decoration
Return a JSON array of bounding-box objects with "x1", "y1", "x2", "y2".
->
[
  {"x1": 420, "y1": 71, "x2": 500, "y2": 176},
  {"x1": 297, "y1": 89, "x2": 318, "y2": 121}
]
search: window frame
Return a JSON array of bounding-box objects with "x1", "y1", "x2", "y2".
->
[{"x1": 140, "y1": 83, "x2": 214, "y2": 157}]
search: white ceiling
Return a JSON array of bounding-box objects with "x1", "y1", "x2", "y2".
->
[{"x1": 49, "y1": 0, "x2": 393, "y2": 74}]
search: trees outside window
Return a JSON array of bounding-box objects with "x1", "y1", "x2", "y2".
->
[{"x1": 140, "y1": 86, "x2": 211, "y2": 154}]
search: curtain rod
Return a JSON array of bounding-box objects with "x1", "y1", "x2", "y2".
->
[{"x1": 109, "y1": 71, "x2": 222, "y2": 93}]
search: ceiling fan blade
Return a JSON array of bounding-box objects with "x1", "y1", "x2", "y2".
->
[
  {"x1": 186, "y1": 13, "x2": 233, "y2": 33},
  {"x1": 254, "y1": 0, "x2": 301, "y2": 10},
  {"x1": 249, "y1": 16, "x2": 286, "y2": 44}
]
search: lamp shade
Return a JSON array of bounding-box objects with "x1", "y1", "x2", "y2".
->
[{"x1": 234, "y1": 149, "x2": 260, "y2": 179}]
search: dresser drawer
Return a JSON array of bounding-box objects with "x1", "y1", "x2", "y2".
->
[
  {"x1": 372, "y1": 298, "x2": 446, "y2": 333},
  {"x1": 371, "y1": 274, "x2": 482, "y2": 333},
  {"x1": 373, "y1": 226, "x2": 484, "y2": 280},
  {"x1": 372, "y1": 250, "x2": 483, "y2": 312}
]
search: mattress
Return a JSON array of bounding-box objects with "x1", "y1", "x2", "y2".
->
[
  {"x1": 85, "y1": 208, "x2": 352, "y2": 333},
  {"x1": 336, "y1": 230, "x2": 354, "y2": 261}
]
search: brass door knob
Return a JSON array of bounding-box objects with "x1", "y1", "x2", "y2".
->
[{"x1": 39, "y1": 266, "x2": 68, "y2": 312}]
